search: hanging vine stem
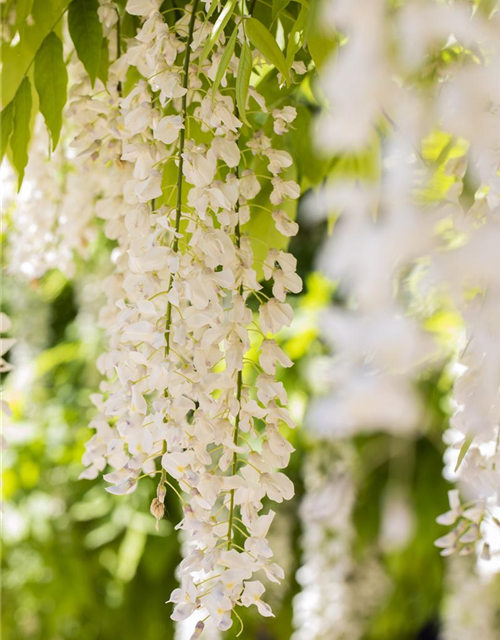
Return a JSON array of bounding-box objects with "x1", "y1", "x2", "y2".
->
[
  {"x1": 226, "y1": 4, "x2": 249, "y2": 551},
  {"x1": 226, "y1": 155, "x2": 244, "y2": 550},
  {"x1": 158, "y1": 0, "x2": 201, "y2": 500},
  {"x1": 164, "y1": 0, "x2": 200, "y2": 357}
]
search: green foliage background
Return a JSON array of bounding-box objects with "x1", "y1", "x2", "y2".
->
[
  {"x1": 2, "y1": 228, "x2": 456, "y2": 640},
  {"x1": 2, "y1": 0, "x2": 493, "y2": 638}
]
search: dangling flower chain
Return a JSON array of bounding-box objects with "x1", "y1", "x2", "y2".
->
[{"x1": 80, "y1": 0, "x2": 302, "y2": 633}]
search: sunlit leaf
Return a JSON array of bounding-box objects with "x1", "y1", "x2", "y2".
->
[
  {"x1": 455, "y1": 435, "x2": 474, "y2": 472},
  {"x1": 272, "y1": 0, "x2": 290, "y2": 21},
  {"x1": 212, "y1": 25, "x2": 237, "y2": 101},
  {"x1": 199, "y1": 0, "x2": 237, "y2": 64},
  {"x1": 308, "y1": 26, "x2": 336, "y2": 69},
  {"x1": 246, "y1": 17, "x2": 290, "y2": 85},
  {"x1": 15, "y1": 0, "x2": 35, "y2": 36},
  {"x1": 236, "y1": 40, "x2": 252, "y2": 127},
  {"x1": 285, "y1": 5, "x2": 308, "y2": 68},
  {"x1": 207, "y1": 0, "x2": 219, "y2": 19}
]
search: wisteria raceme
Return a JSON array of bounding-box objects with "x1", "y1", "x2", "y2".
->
[
  {"x1": 3, "y1": 0, "x2": 121, "y2": 281},
  {"x1": 6, "y1": 0, "x2": 500, "y2": 634},
  {"x1": 293, "y1": 450, "x2": 389, "y2": 640},
  {"x1": 6, "y1": 117, "x2": 100, "y2": 280},
  {"x1": 77, "y1": 0, "x2": 302, "y2": 632},
  {"x1": 308, "y1": 0, "x2": 500, "y2": 569},
  {"x1": 442, "y1": 558, "x2": 500, "y2": 640}
]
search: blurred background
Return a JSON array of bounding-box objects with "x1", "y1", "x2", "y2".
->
[
  {"x1": 2, "y1": 0, "x2": 500, "y2": 636},
  {"x1": 3, "y1": 193, "x2": 498, "y2": 640}
]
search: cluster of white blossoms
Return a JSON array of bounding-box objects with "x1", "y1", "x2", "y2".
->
[
  {"x1": 441, "y1": 558, "x2": 500, "y2": 640},
  {"x1": 308, "y1": 0, "x2": 500, "y2": 569},
  {"x1": 3, "y1": 0, "x2": 121, "y2": 280},
  {"x1": 308, "y1": 0, "x2": 441, "y2": 437},
  {"x1": 78, "y1": 0, "x2": 301, "y2": 633},
  {"x1": 293, "y1": 450, "x2": 389, "y2": 640},
  {"x1": 5, "y1": 117, "x2": 101, "y2": 280}
]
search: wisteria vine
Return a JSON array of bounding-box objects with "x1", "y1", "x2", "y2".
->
[
  {"x1": 73, "y1": 0, "x2": 301, "y2": 633},
  {"x1": 2, "y1": 0, "x2": 500, "y2": 637}
]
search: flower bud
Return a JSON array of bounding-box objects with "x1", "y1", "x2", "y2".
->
[
  {"x1": 157, "y1": 483, "x2": 166, "y2": 504},
  {"x1": 151, "y1": 497, "x2": 165, "y2": 529}
]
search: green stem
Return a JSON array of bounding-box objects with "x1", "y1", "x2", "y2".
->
[
  {"x1": 226, "y1": 366, "x2": 242, "y2": 550},
  {"x1": 164, "y1": 0, "x2": 200, "y2": 356},
  {"x1": 225, "y1": 0, "x2": 260, "y2": 552},
  {"x1": 226, "y1": 122, "x2": 245, "y2": 552},
  {"x1": 116, "y1": 9, "x2": 122, "y2": 95}
]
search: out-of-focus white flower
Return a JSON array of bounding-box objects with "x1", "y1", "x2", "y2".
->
[
  {"x1": 293, "y1": 451, "x2": 390, "y2": 639},
  {"x1": 310, "y1": 0, "x2": 500, "y2": 576},
  {"x1": 126, "y1": 0, "x2": 161, "y2": 17}
]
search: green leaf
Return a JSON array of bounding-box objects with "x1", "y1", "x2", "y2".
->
[
  {"x1": 68, "y1": 0, "x2": 103, "y2": 87},
  {"x1": 34, "y1": 32, "x2": 68, "y2": 149},
  {"x1": 455, "y1": 435, "x2": 474, "y2": 472},
  {"x1": 245, "y1": 17, "x2": 290, "y2": 85},
  {"x1": 2, "y1": 0, "x2": 71, "y2": 105},
  {"x1": 212, "y1": 25, "x2": 237, "y2": 103},
  {"x1": 15, "y1": 0, "x2": 35, "y2": 36},
  {"x1": 206, "y1": 0, "x2": 219, "y2": 19},
  {"x1": 199, "y1": 0, "x2": 237, "y2": 65},
  {"x1": 236, "y1": 40, "x2": 252, "y2": 127},
  {"x1": 307, "y1": 27, "x2": 336, "y2": 69},
  {"x1": 244, "y1": 157, "x2": 298, "y2": 279},
  {"x1": 286, "y1": 5, "x2": 308, "y2": 68},
  {"x1": 1, "y1": 101, "x2": 14, "y2": 161},
  {"x1": 272, "y1": 0, "x2": 290, "y2": 21},
  {"x1": 11, "y1": 77, "x2": 33, "y2": 189},
  {"x1": 97, "y1": 37, "x2": 110, "y2": 85}
]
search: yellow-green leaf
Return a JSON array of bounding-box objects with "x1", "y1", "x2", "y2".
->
[
  {"x1": 1, "y1": 101, "x2": 14, "y2": 161},
  {"x1": 207, "y1": 0, "x2": 219, "y2": 19},
  {"x1": 68, "y1": 0, "x2": 103, "y2": 87},
  {"x1": 212, "y1": 25, "x2": 238, "y2": 103},
  {"x1": 272, "y1": 0, "x2": 290, "y2": 21},
  {"x1": 307, "y1": 26, "x2": 336, "y2": 69},
  {"x1": 34, "y1": 32, "x2": 68, "y2": 149},
  {"x1": 455, "y1": 435, "x2": 474, "y2": 473},
  {"x1": 15, "y1": 0, "x2": 35, "y2": 36},
  {"x1": 199, "y1": 0, "x2": 237, "y2": 65},
  {"x1": 286, "y1": 5, "x2": 308, "y2": 68},
  {"x1": 245, "y1": 17, "x2": 289, "y2": 85},
  {"x1": 236, "y1": 40, "x2": 252, "y2": 126},
  {"x1": 11, "y1": 77, "x2": 33, "y2": 190}
]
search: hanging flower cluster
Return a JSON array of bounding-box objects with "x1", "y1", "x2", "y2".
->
[
  {"x1": 78, "y1": 0, "x2": 301, "y2": 632},
  {"x1": 293, "y1": 449, "x2": 389, "y2": 640},
  {"x1": 7, "y1": 0, "x2": 500, "y2": 633},
  {"x1": 5, "y1": 117, "x2": 100, "y2": 280},
  {"x1": 442, "y1": 557, "x2": 500, "y2": 640},
  {"x1": 307, "y1": 0, "x2": 500, "y2": 569},
  {"x1": 3, "y1": 0, "x2": 123, "y2": 280},
  {"x1": 308, "y1": 0, "x2": 439, "y2": 439}
]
